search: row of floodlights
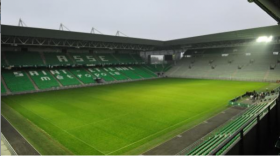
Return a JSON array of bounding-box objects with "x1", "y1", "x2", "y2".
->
[{"x1": 256, "y1": 36, "x2": 273, "y2": 43}]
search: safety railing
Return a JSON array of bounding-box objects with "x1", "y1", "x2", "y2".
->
[{"x1": 178, "y1": 93, "x2": 279, "y2": 155}]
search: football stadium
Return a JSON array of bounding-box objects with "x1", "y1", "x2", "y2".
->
[{"x1": 1, "y1": 0, "x2": 280, "y2": 155}]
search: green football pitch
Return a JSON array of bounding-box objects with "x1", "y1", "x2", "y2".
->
[{"x1": 1, "y1": 78, "x2": 274, "y2": 155}]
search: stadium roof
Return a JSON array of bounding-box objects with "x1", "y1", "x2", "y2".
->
[
  {"x1": 2, "y1": 24, "x2": 280, "y2": 50},
  {"x1": 1, "y1": 25, "x2": 163, "y2": 46},
  {"x1": 249, "y1": 0, "x2": 280, "y2": 23},
  {"x1": 165, "y1": 25, "x2": 280, "y2": 46}
]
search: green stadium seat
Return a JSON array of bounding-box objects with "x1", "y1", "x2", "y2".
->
[
  {"x1": 69, "y1": 68, "x2": 97, "y2": 84},
  {"x1": 49, "y1": 69, "x2": 81, "y2": 86},
  {"x1": 132, "y1": 66, "x2": 157, "y2": 78},
  {"x1": 94, "y1": 53, "x2": 119, "y2": 65},
  {"x1": 114, "y1": 67, "x2": 142, "y2": 80},
  {"x1": 2, "y1": 70, "x2": 35, "y2": 92},
  {"x1": 3, "y1": 51, "x2": 145, "y2": 67},
  {"x1": 144, "y1": 64, "x2": 172, "y2": 73},
  {"x1": 113, "y1": 54, "x2": 135, "y2": 64},
  {"x1": 102, "y1": 67, "x2": 128, "y2": 80},
  {"x1": 4, "y1": 51, "x2": 45, "y2": 67},
  {"x1": 44, "y1": 53, "x2": 73, "y2": 66},
  {"x1": 187, "y1": 103, "x2": 267, "y2": 155},
  {"x1": 163, "y1": 64, "x2": 173, "y2": 72},
  {"x1": 87, "y1": 67, "x2": 115, "y2": 82},
  {"x1": 144, "y1": 64, "x2": 162, "y2": 73},
  {"x1": 68, "y1": 53, "x2": 99, "y2": 65},
  {"x1": 216, "y1": 135, "x2": 240, "y2": 155},
  {"x1": 27, "y1": 70, "x2": 60, "y2": 89},
  {"x1": 131, "y1": 54, "x2": 145, "y2": 64}
]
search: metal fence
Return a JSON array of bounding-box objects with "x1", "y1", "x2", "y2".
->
[{"x1": 177, "y1": 93, "x2": 279, "y2": 155}]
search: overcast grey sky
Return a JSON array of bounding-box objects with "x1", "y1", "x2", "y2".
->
[{"x1": 2, "y1": 0, "x2": 277, "y2": 40}]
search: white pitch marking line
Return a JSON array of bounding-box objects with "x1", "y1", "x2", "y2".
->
[
  {"x1": 177, "y1": 135, "x2": 182, "y2": 138},
  {"x1": 18, "y1": 107, "x2": 106, "y2": 155},
  {"x1": 106, "y1": 105, "x2": 222, "y2": 155}
]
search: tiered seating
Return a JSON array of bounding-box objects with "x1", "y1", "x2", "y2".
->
[
  {"x1": 4, "y1": 52, "x2": 45, "y2": 67},
  {"x1": 49, "y1": 69, "x2": 81, "y2": 86},
  {"x1": 1, "y1": 65, "x2": 159, "y2": 94},
  {"x1": 44, "y1": 53, "x2": 73, "y2": 66},
  {"x1": 145, "y1": 64, "x2": 173, "y2": 73},
  {"x1": 114, "y1": 54, "x2": 135, "y2": 64},
  {"x1": 166, "y1": 47, "x2": 280, "y2": 81},
  {"x1": 69, "y1": 68, "x2": 96, "y2": 84},
  {"x1": 68, "y1": 53, "x2": 99, "y2": 65},
  {"x1": 95, "y1": 53, "x2": 119, "y2": 65},
  {"x1": 2, "y1": 51, "x2": 146, "y2": 67},
  {"x1": 103, "y1": 67, "x2": 128, "y2": 80},
  {"x1": 114, "y1": 67, "x2": 142, "y2": 80},
  {"x1": 132, "y1": 66, "x2": 157, "y2": 78},
  {"x1": 2, "y1": 70, "x2": 35, "y2": 92},
  {"x1": 1, "y1": 82, "x2": 6, "y2": 93},
  {"x1": 163, "y1": 64, "x2": 172, "y2": 72},
  {"x1": 187, "y1": 103, "x2": 268, "y2": 155},
  {"x1": 131, "y1": 54, "x2": 145, "y2": 64},
  {"x1": 27, "y1": 70, "x2": 60, "y2": 89},
  {"x1": 68, "y1": 53, "x2": 136, "y2": 65},
  {"x1": 87, "y1": 68, "x2": 115, "y2": 82}
]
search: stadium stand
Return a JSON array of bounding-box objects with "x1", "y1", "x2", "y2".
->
[
  {"x1": 4, "y1": 51, "x2": 45, "y2": 67},
  {"x1": 68, "y1": 52, "x2": 99, "y2": 65},
  {"x1": 2, "y1": 70, "x2": 35, "y2": 92},
  {"x1": 49, "y1": 69, "x2": 81, "y2": 86},
  {"x1": 145, "y1": 64, "x2": 173, "y2": 73},
  {"x1": 132, "y1": 66, "x2": 157, "y2": 78},
  {"x1": 187, "y1": 93, "x2": 278, "y2": 155},
  {"x1": 0, "y1": 50, "x2": 167, "y2": 94},
  {"x1": 114, "y1": 67, "x2": 142, "y2": 80},
  {"x1": 131, "y1": 54, "x2": 145, "y2": 64},
  {"x1": 87, "y1": 67, "x2": 116, "y2": 82},
  {"x1": 114, "y1": 54, "x2": 135, "y2": 64},
  {"x1": 94, "y1": 53, "x2": 119, "y2": 65},
  {"x1": 27, "y1": 70, "x2": 60, "y2": 89},
  {"x1": 44, "y1": 52, "x2": 73, "y2": 66},
  {"x1": 166, "y1": 46, "x2": 280, "y2": 81},
  {"x1": 1, "y1": 51, "x2": 149, "y2": 67},
  {"x1": 103, "y1": 67, "x2": 129, "y2": 80},
  {"x1": 69, "y1": 68, "x2": 97, "y2": 84}
]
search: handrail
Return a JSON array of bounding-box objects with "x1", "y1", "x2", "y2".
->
[
  {"x1": 177, "y1": 105, "x2": 248, "y2": 155},
  {"x1": 208, "y1": 95, "x2": 279, "y2": 155}
]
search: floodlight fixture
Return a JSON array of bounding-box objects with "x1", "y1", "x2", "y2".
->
[{"x1": 256, "y1": 36, "x2": 273, "y2": 43}]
